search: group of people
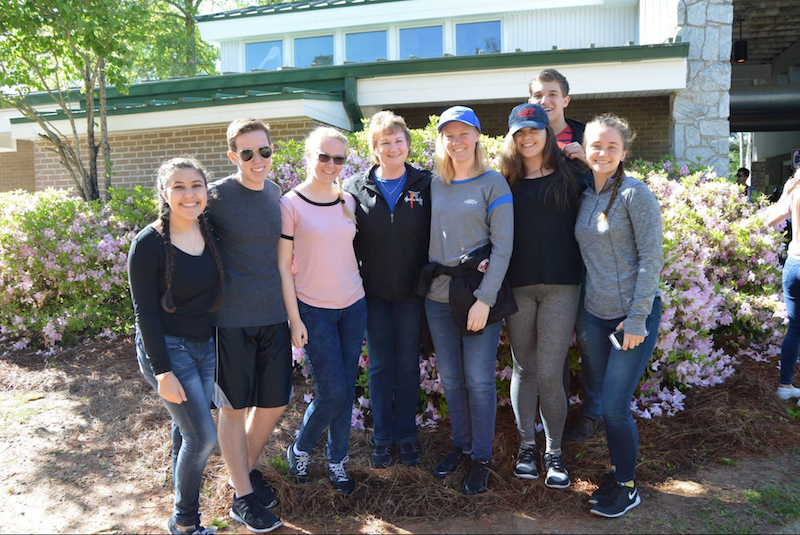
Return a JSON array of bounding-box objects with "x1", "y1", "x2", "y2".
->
[{"x1": 127, "y1": 68, "x2": 665, "y2": 534}]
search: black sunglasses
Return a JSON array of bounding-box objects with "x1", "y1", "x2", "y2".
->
[
  {"x1": 317, "y1": 152, "x2": 346, "y2": 165},
  {"x1": 238, "y1": 146, "x2": 272, "y2": 162}
]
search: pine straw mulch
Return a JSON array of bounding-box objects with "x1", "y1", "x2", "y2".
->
[{"x1": 3, "y1": 336, "x2": 800, "y2": 527}]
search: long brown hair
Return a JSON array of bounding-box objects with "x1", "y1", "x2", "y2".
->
[
  {"x1": 155, "y1": 157, "x2": 225, "y2": 313},
  {"x1": 584, "y1": 114, "x2": 636, "y2": 225},
  {"x1": 499, "y1": 125, "x2": 578, "y2": 209}
]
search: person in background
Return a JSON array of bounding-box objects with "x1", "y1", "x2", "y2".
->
[
  {"x1": 737, "y1": 167, "x2": 752, "y2": 202},
  {"x1": 575, "y1": 114, "x2": 663, "y2": 518},
  {"x1": 343, "y1": 112, "x2": 432, "y2": 468},
  {"x1": 128, "y1": 157, "x2": 224, "y2": 535}
]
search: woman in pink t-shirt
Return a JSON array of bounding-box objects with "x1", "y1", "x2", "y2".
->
[{"x1": 278, "y1": 127, "x2": 366, "y2": 495}]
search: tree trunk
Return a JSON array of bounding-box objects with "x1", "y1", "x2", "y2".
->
[{"x1": 98, "y1": 58, "x2": 113, "y2": 201}]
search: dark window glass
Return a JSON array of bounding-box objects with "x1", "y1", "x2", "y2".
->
[
  {"x1": 295, "y1": 35, "x2": 334, "y2": 68},
  {"x1": 399, "y1": 26, "x2": 443, "y2": 59},
  {"x1": 245, "y1": 41, "x2": 283, "y2": 71},
  {"x1": 345, "y1": 31, "x2": 387, "y2": 63},
  {"x1": 456, "y1": 21, "x2": 501, "y2": 56}
]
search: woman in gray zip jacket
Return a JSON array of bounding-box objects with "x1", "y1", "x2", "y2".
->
[{"x1": 574, "y1": 114, "x2": 663, "y2": 519}]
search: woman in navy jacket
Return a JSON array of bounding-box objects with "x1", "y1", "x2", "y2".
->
[{"x1": 343, "y1": 111, "x2": 432, "y2": 468}]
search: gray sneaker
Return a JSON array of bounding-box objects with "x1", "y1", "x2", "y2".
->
[
  {"x1": 543, "y1": 451, "x2": 570, "y2": 489},
  {"x1": 513, "y1": 445, "x2": 540, "y2": 479}
]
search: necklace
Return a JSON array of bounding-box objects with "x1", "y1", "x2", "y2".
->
[
  {"x1": 378, "y1": 177, "x2": 404, "y2": 197},
  {"x1": 525, "y1": 167, "x2": 543, "y2": 178}
]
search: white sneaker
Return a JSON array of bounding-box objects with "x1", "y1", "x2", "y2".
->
[{"x1": 777, "y1": 386, "x2": 800, "y2": 400}]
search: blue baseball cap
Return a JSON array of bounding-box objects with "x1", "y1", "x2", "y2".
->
[
  {"x1": 508, "y1": 103, "x2": 549, "y2": 136},
  {"x1": 438, "y1": 106, "x2": 481, "y2": 132}
]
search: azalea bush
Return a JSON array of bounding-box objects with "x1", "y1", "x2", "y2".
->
[{"x1": 0, "y1": 118, "x2": 787, "y2": 430}]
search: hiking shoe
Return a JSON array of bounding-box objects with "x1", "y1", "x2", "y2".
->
[
  {"x1": 287, "y1": 443, "x2": 311, "y2": 484},
  {"x1": 432, "y1": 446, "x2": 468, "y2": 478},
  {"x1": 588, "y1": 471, "x2": 617, "y2": 504},
  {"x1": 328, "y1": 456, "x2": 355, "y2": 495},
  {"x1": 249, "y1": 469, "x2": 279, "y2": 508},
  {"x1": 777, "y1": 385, "x2": 800, "y2": 400},
  {"x1": 399, "y1": 441, "x2": 421, "y2": 466},
  {"x1": 543, "y1": 451, "x2": 570, "y2": 489},
  {"x1": 513, "y1": 444, "x2": 540, "y2": 479},
  {"x1": 590, "y1": 481, "x2": 641, "y2": 518},
  {"x1": 461, "y1": 458, "x2": 491, "y2": 495},
  {"x1": 167, "y1": 516, "x2": 217, "y2": 535},
  {"x1": 371, "y1": 444, "x2": 394, "y2": 468},
  {"x1": 230, "y1": 493, "x2": 282, "y2": 533},
  {"x1": 563, "y1": 416, "x2": 605, "y2": 442}
]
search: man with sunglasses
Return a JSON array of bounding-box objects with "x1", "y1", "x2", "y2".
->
[{"x1": 205, "y1": 118, "x2": 290, "y2": 533}]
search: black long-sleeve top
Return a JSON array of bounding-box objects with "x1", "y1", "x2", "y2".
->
[{"x1": 127, "y1": 225, "x2": 219, "y2": 374}]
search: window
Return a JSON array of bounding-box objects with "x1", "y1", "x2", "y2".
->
[
  {"x1": 295, "y1": 35, "x2": 334, "y2": 68},
  {"x1": 399, "y1": 26, "x2": 443, "y2": 59},
  {"x1": 345, "y1": 30, "x2": 387, "y2": 63},
  {"x1": 245, "y1": 40, "x2": 283, "y2": 71},
  {"x1": 456, "y1": 21, "x2": 501, "y2": 56}
]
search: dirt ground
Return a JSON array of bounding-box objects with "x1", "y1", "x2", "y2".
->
[{"x1": 2, "y1": 337, "x2": 800, "y2": 535}]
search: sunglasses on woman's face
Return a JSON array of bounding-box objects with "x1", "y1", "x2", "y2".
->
[
  {"x1": 317, "y1": 152, "x2": 346, "y2": 165},
  {"x1": 237, "y1": 146, "x2": 272, "y2": 162}
]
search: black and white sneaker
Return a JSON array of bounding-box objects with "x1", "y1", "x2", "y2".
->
[
  {"x1": 590, "y1": 481, "x2": 641, "y2": 518},
  {"x1": 328, "y1": 456, "x2": 356, "y2": 494},
  {"x1": 230, "y1": 493, "x2": 282, "y2": 533},
  {"x1": 371, "y1": 444, "x2": 394, "y2": 468},
  {"x1": 248, "y1": 469, "x2": 279, "y2": 508},
  {"x1": 588, "y1": 471, "x2": 617, "y2": 505},
  {"x1": 167, "y1": 516, "x2": 217, "y2": 535},
  {"x1": 543, "y1": 451, "x2": 570, "y2": 489},
  {"x1": 287, "y1": 442, "x2": 311, "y2": 484},
  {"x1": 513, "y1": 445, "x2": 540, "y2": 479}
]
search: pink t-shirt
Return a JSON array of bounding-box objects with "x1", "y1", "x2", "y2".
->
[{"x1": 280, "y1": 190, "x2": 365, "y2": 309}]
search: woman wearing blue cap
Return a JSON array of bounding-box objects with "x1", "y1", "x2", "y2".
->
[
  {"x1": 418, "y1": 105, "x2": 514, "y2": 495},
  {"x1": 499, "y1": 103, "x2": 585, "y2": 490}
]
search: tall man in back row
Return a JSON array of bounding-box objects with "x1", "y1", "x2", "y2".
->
[{"x1": 205, "y1": 118, "x2": 292, "y2": 534}]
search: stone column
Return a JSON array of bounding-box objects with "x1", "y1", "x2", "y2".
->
[{"x1": 670, "y1": 0, "x2": 732, "y2": 176}]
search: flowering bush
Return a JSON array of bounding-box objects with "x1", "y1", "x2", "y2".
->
[{"x1": 0, "y1": 118, "x2": 786, "y2": 429}]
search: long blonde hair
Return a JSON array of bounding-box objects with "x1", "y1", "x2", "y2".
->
[
  {"x1": 304, "y1": 126, "x2": 357, "y2": 224},
  {"x1": 434, "y1": 126, "x2": 490, "y2": 184}
]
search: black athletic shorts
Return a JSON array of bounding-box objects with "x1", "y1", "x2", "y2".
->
[{"x1": 214, "y1": 322, "x2": 293, "y2": 410}]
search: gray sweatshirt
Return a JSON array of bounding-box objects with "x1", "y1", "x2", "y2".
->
[
  {"x1": 427, "y1": 170, "x2": 513, "y2": 306},
  {"x1": 574, "y1": 174, "x2": 663, "y2": 336}
]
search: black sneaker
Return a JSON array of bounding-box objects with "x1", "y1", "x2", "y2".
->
[
  {"x1": 287, "y1": 442, "x2": 311, "y2": 484},
  {"x1": 432, "y1": 446, "x2": 468, "y2": 478},
  {"x1": 588, "y1": 471, "x2": 617, "y2": 505},
  {"x1": 328, "y1": 456, "x2": 355, "y2": 495},
  {"x1": 461, "y1": 458, "x2": 491, "y2": 495},
  {"x1": 513, "y1": 444, "x2": 540, "y2": 479},
  {"x1": 399, "y1": 441, "x2": 421, "y2": 466},
  {"x1": 230, "y1": 493, "x2": 282, "y2": 533},
  {"x1": 248, "y1": 469, "x2": 279, "y2": 508},
  {"x1": 563, "y1": 416, "x2": 605, "y2": 442},
  {"x1": 543, "y1": 451, "x2": 570, "y2": 489},
  {"x1": 167, "y1": 516, "x2": 217, "y2": 535},
  {"x1": 371, "y1": 444, "x2": 394, "y2": 468},
  {"x1": 590, "y1": 481, "x2": 641, "y2": 518}
]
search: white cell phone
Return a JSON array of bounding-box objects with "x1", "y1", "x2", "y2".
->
[{"x1": 609, "y1": 328, "x2": 649, "y2": 350}]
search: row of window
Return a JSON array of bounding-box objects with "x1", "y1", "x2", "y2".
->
[{"x1": 244, "y1": 21, "x2": 501, "y2": 71}]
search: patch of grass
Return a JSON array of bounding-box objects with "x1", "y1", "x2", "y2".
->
[
  {"x1": 786, "y1": 406, "x2": 800, "y2": 420},
  {"x1": 744, "y1": 484, "x2": 800, "y2": 523},
  {"x1": 269, "y1": 455, "x2": 289, "y2": 479},
  {"x1": 718, "y1": 457, "x2": 737, "y2": 467},
  {"x1": 208, "y1": 517, "x2": 229, "y2": 530}
]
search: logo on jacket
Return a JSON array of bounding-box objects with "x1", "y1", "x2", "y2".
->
[
  {"x1": 404, "y1": 191, "x2": 423, "y2": 208},
  {"x1": 464, "y1": 199, "x2": 478, "y2": 205}
]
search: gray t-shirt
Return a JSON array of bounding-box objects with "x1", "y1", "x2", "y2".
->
[
  {"x1": 427, "y1": 170, "x2": 514, "y2": 306},
  {"x1": 206, "y1": 176, "x2": 287, "y2": 327}
]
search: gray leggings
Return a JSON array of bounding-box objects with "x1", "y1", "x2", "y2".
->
[{"x1": 506, "y1": 284, "x2": 580, "y2": 451}]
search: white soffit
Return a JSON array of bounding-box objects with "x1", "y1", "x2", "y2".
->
[
  {"x1": 9, "y1": 99, "x2": 352, "y2": 140},
  {"x1": 356, "y1": 57, "x2": 687, "y2": 107}
]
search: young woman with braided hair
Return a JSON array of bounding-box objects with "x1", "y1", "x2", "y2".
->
[
  {"x1": 128, "y1": 157, "x2": 225, "y2": 535},
  {"x1": 574, "y1": 115, "x2": 663, "y2": 518}
]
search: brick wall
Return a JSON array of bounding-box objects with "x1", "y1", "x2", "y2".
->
[
  {"x1": 32, "y1": 118, "x2": 322, "y2": 196},
  {"x1": 0, "y1": 140, "x2": 36, "y2": 192},
  {"x1": 394, "y1": 96, "x2": 672, "y2": 162}
]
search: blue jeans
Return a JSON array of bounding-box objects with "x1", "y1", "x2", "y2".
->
[
  {"x1": 580, "y1": 298, "x2": 662, "y2": 482},
  {"x1": 781, "y1": 256, "x2": 800, "y2": 385},
  {"x1": 366, "y1": 297, "x2": 422, "y2": 447},
  {"x1": 136, "y1": 333, "x2": 217, "y2": 526},
  {"x1": 425, "y1": 298, "x2": 503, "y2": 462},
  {"x1": 295, "y1": 298, "x2": 367, "y2": 463},
  {"x1": 575, "y1": 287, "x2": 604, "y2": 420}
]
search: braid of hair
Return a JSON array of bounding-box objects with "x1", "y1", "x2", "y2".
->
[
  {"x1": 599, "y1": 162, "x2": 625, "y2": 224},
  {"x1": 159, "y1": 197, "x2": 177, "y2": 313},
  {"x1": 198, "y1": 213, "x2": 226, "y2": 312}
]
